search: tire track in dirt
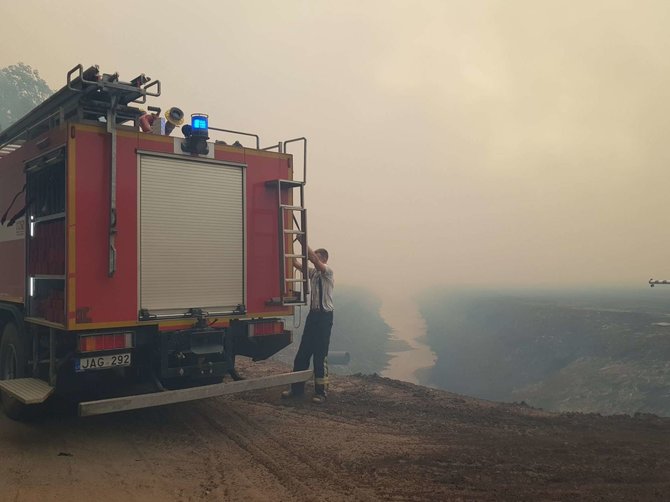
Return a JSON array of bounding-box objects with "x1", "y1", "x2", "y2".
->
[
  {"x1": 61, "y1": 407, "x2": 196, "y2": 501},
  {"x1": 75, "y1": 412, "x2": 163, "y2": 499},
  {"x1": 172, "y1": 401, "x2": 301, "y2": 501},
  {"x1": 195, "y1": 398, "x2": 379, "y2": 502},
  {"x1": 188, "y1": 401, "x2": 315, "y2": 501},
  {"x1": 174, "y1": 405, "x2": 271, "y2": 501},
  {"x1": 139, "y1": 403, "x2": 295, "y2": 501},
  {"x1": 2, "y1": 404, "x2": 236, "y2": 502},
  {"x1": 116, "y1": 405, "x2": 215, "y2": 500}
]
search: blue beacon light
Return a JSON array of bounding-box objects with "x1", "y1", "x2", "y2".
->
[{"x1": 191, "y1": 113, "x2": 209, "y2": 136}]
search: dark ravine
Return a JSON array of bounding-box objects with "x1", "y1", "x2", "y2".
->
[{"x1": 417, "y1": 288, "x2": 670, "y2": 417}]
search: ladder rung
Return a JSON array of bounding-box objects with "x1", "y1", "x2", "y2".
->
[
  {"x1": 279, "y1": 180, "x2": 305, "y2": 188},
  {"x1": 283, "y1": 300, "x2": 306, "y2": 305},
  {"x1": 280, "y1": 205, "x2": 305, "y2": 211},
  {"x1": 284, "y1": 229, "x2": 305, "y2": 235},
  {"x1": 285, "y1": 278, "x2": 307, "y2": 283},
  {"x1": 265, "y1": 179, "x2": 305, "y2": 189},
  {"x1": 284, "y1": 253, "x2": 305, "y2": 258}
]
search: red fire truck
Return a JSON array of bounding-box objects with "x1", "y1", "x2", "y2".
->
[{"x1": 0, "y1": 65, "x2": 311, "y2": 419}]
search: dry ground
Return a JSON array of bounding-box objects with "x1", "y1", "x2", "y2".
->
[{"x1": 1, "y1": 359, "x2": 669, "y2": 501}]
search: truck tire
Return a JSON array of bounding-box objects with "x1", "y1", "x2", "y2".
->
[{"x1": 0, "y1": 322, "x2": 29, "y2": 420}]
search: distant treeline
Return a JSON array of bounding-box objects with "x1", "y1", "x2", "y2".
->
[
  {"x1": 274, "y1": 285, "x2": 392, "y2": 375},
  {"x1": 0, "y1": 63, "x2": 53, "y2": 131},
  {"x1": 416, "y1": 288, "x2": 670, "y2": 416}
]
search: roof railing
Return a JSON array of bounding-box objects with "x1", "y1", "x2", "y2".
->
[{"x1": 210, "y1": 126, "x2": 260, "y2": 149}]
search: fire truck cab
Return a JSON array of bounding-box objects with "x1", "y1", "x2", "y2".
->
[{"x1": 0, "y1": 64, "x2": 311, "y2": 419}]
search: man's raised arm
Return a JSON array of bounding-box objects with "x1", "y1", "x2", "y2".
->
[{"x1": 308, "y1": 246, "x2": 328, "y2": 273}]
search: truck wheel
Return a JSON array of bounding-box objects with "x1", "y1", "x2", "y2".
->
[{"x1": 0, "y1": 322, "x2": 29, "y2": 420}]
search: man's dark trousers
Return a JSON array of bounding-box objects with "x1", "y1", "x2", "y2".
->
[{"x1": 291, "y1": 310, "x2": 334, "y2": 396}]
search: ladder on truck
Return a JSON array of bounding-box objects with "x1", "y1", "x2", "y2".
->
[{"x1": 266, "y1": 138, "x2": 309, "y2": 306}]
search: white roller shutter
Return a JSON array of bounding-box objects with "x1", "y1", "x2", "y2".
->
[{"x1": 139, "y1": 155, "x2": 245, "y2": 313}]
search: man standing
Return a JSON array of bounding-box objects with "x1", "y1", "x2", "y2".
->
[{"x1": 282, "y1": 246, "x2": 334, "y2": 403}]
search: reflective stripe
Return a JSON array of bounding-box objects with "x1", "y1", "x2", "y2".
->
[{"x1": 316, "y1": 357, "x2": 329, "y2": 386}]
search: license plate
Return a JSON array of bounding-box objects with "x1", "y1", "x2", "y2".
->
[{"x1": 75, "y1": 353, "x2": 131, "y2": 372}]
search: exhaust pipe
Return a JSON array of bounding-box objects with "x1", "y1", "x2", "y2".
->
[{"x1": 327, "y1": 351, "x2": 350, "y2": 366}]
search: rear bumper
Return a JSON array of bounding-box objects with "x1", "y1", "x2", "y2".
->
[{"x1": 78, "y1": 369, "x2": 312, "y2": 417}]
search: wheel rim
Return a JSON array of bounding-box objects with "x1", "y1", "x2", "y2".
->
[{"x1": 1, "y1": 344, "x2": 17, "y2": 380}]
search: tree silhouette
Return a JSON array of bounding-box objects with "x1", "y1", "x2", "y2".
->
[{"x1": 0, "y1": 63, "x2": 53, "y2": 131}]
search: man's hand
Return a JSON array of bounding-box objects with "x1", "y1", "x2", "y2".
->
[{"x1": 308, "y1": 246, "x2": 328, "y2": 273}]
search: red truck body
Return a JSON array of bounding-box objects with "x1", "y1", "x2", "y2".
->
[{"x1": 0, "y1": 65, "x2": 309, "y2": 418}]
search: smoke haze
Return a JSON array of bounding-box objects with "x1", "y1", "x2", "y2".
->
[{"x1": 3, "y1": 0, "x2": 669, "y2": 296}]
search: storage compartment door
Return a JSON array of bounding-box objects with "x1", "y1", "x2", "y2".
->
[{"x1": 139, "y1": 155, "x2": 245, "y2": 314}]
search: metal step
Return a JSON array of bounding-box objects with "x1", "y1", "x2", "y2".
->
[
  {"x1": 280, "y1": 205, "x2": 305, "y2": 211},
  {"x1": 285, "y1": 278, "x2": 307, "y2": 283},
  {"x1": 283, "y1": 229, "x2": 305, "y2": 235},
  {"x1": 282, "y1": 298, "x2": 305, "y2": 305},
  {"x1": 0, "y1": 378, "x2": 55, "y2": 404},
  {"x1": 265, "y1": 179, "x2": 305, "y2": 189}
]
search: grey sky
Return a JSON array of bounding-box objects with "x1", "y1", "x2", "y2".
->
[{"x1": 2, "y1": 0, "x2": 669, "y2": 295}]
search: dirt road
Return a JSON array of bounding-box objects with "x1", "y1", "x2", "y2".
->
[{"x1": 1, "y1": 360, "x2": 670, "y2": 501}]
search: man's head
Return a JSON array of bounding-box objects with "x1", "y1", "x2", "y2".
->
[{"x1": 315, "y1": 248, "x2": 329, "y2": 263}]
